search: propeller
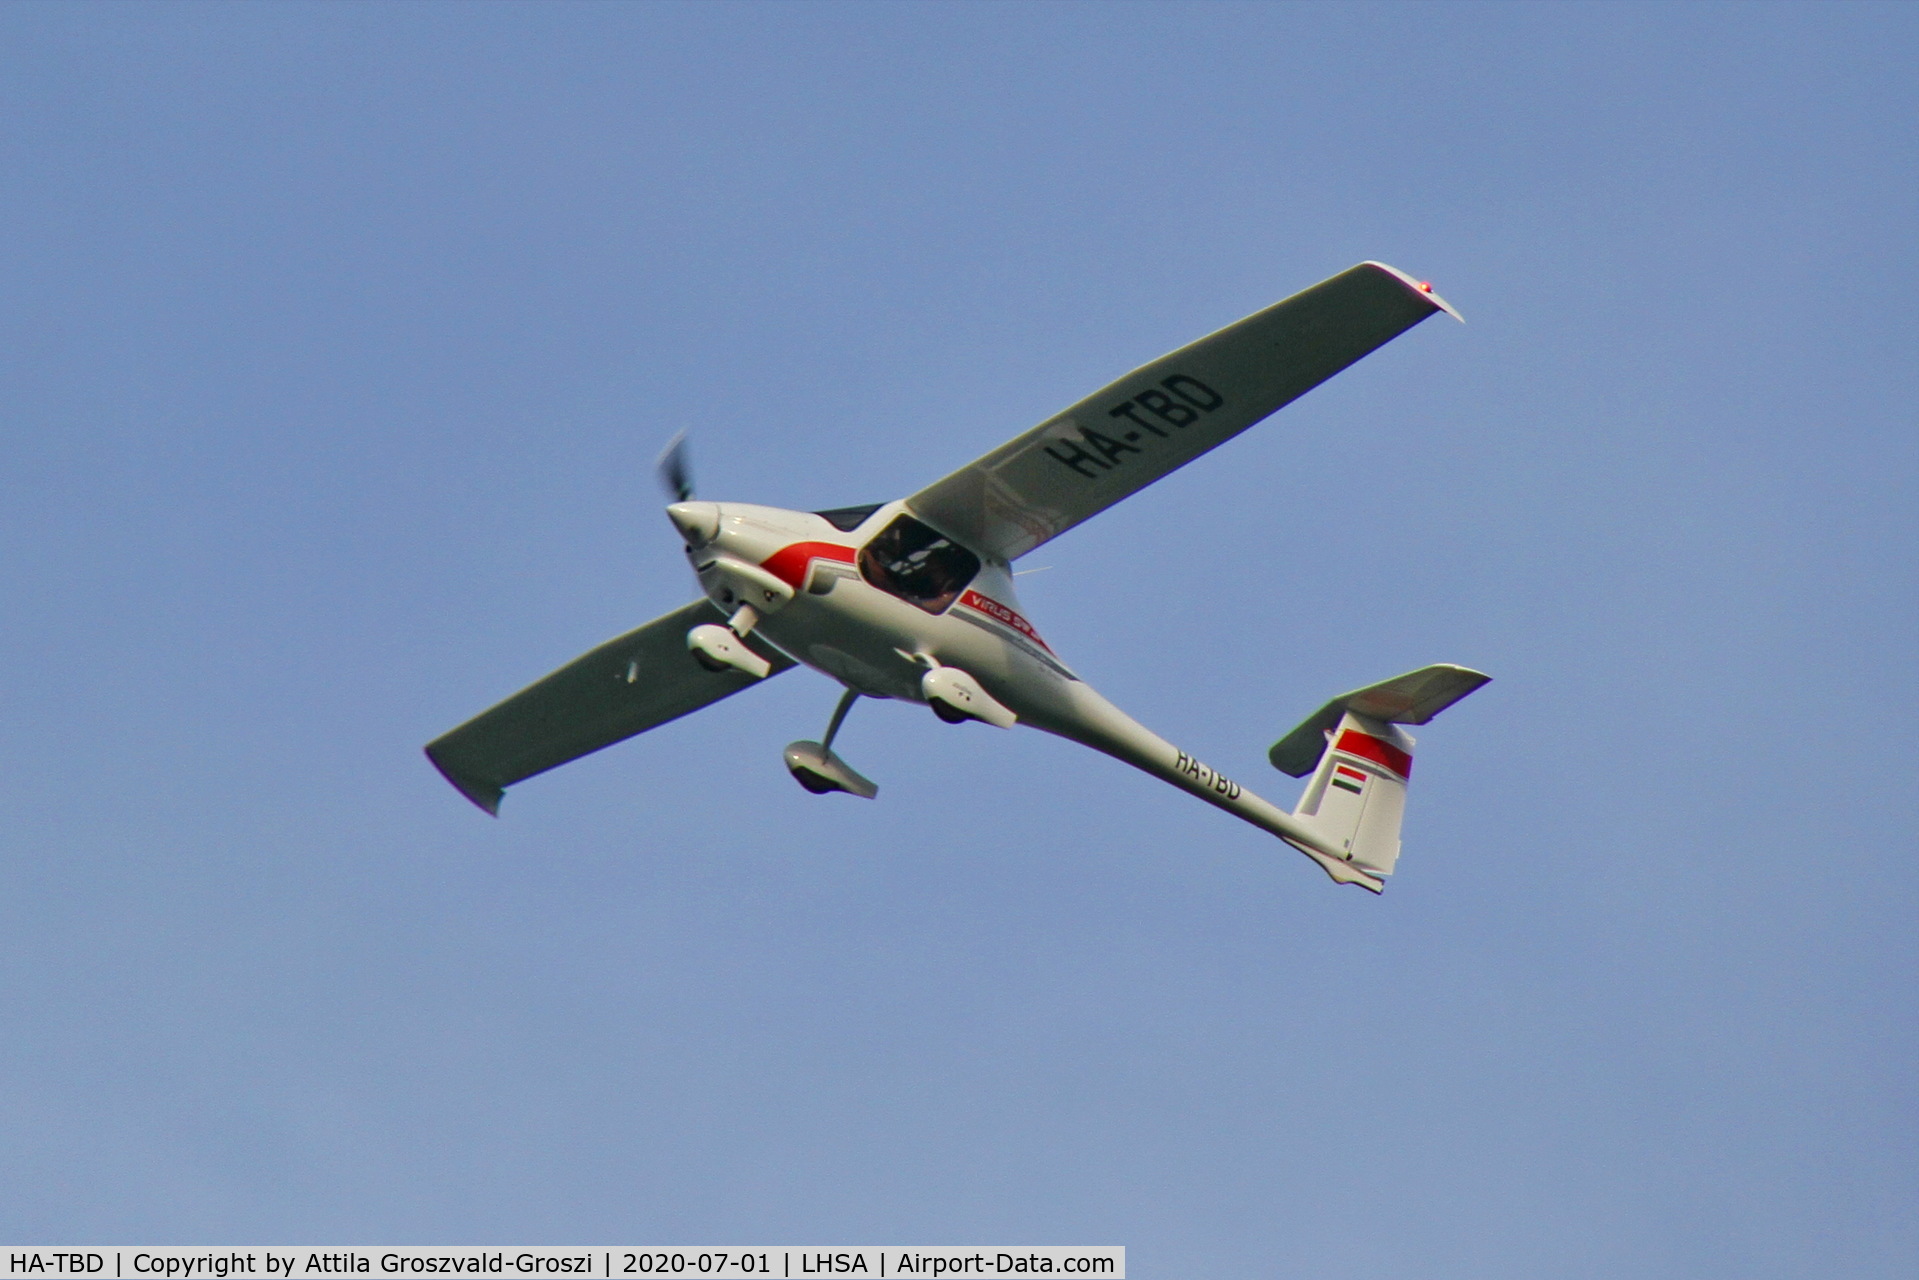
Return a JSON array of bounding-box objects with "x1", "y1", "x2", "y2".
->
[{"x1": 656, "y1": 430, "x2": 695, "y2": 504}]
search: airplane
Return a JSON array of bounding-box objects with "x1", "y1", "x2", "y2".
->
[{"x1": 425, "y1": 261, "x2": 1489, "y2": 893}]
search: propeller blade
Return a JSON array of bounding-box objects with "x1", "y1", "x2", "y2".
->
[{"x1": 656, "y1": 431, "x2": 694, "y2": 504}]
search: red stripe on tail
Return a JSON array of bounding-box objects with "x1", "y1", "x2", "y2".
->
[{"x1": 1335, "y1": 729, "x2": 1413, "y2": 779}]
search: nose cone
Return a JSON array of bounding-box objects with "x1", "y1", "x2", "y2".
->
[{"x1": 666, "y1": 501, "x2": 721, "y2": 547}]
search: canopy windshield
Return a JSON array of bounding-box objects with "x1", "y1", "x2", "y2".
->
[{"x1": 858, "y1": 514, "x2": 980, "y2": 614}]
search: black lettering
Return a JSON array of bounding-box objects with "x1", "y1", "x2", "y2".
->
[
  {"x1": 1107, "y1": 402, "x2": 1168, "y2": 437},
  {"x1": 1077, "y1": 425, "x2": 1142, "y2": 463},
  {"x1": 1043, "y1": 437, "x2": 1108, "y2": 478},
  {"x1": 1134, "y1": 388, "x2": 1198, "y2": 428},
  {"x1": 1163, "y1": 374, "x2": 1224, "y2": 411}
]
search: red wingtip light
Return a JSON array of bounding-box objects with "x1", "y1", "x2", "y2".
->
[{"x1": 1418, "y1": 280, "x2": 1434, "y2": 293}]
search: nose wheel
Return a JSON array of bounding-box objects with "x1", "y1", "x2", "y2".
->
[{"x1": 687, "y1": 604, "x2": 773, "y2": 679}]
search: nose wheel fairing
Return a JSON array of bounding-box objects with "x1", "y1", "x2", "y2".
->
[{"x1": 688, "y1": 621, "x2": 773, "y2": 679}]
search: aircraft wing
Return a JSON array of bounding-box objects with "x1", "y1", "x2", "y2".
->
[
  {"x1": 906, "y1": 261, "x2": 1460, "y2": 561},
  {"x1": 425, "y1": 599, "x2": 796, "y2": 814}
]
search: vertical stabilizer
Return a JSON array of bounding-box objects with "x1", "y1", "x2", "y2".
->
[
  {"x1": 1291, "y1": 712, "x2": 1415, "y2": 876},
  {"x1": 1271, "y1": 663, "x2": 1487, "y2": 881}
]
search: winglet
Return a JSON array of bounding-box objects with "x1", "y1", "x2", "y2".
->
[
  {"x1": 1361, "y1": 261, "x2": 1465, "y2": 323},
  {"x1": 425, "y1": 743, "x2": 504, "y2": 816}
]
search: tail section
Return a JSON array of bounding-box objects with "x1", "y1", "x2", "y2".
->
[
  {"x1": 1290, "y1": 712, "x2": 1415, "y2": 875},
  {"x1": 1272, "y1": 664, "x2": 1488, "y2": 881}
]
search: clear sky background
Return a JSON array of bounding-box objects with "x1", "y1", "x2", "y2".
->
[{"x1": 1, "y1": 2, "x2": 1913, "y2": 1274}]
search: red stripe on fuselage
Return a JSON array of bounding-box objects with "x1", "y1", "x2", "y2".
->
[
  {"x1": 1335, "y1": 729, "x2": 1413, "y2": 779},
  {"x1": 760, "y1": 541, "x2": 856, "y2": 589},
  {"x1": 957, "y1": 588, "x2": 1054, "y2": 654}
]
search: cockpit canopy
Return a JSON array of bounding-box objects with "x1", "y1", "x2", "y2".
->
[
  {"x1": 814, "y1": 503, "x2": 885, "y2": 532},
  {"x1": 857, "y1": 513, "x2": 981, "y2": 614}
]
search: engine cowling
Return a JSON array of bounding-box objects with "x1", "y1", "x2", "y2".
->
[{"x1": 699, "y1": 556, "x2": 795, "y2": 616}]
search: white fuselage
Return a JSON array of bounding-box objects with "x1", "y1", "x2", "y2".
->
[{"x1": 671, "y1": 499, "x2": 1378, "y2": 888}]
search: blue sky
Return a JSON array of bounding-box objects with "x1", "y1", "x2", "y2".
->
[{"x1": 1, "y1": 2, "x2": 1913, "y2": 1274}]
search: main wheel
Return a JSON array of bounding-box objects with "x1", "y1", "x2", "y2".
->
[
  {"x1": 790, "y1": 766, "x2": 838, "y2": 794},
  {"x1": 930, "y1": 698, "x2": 971, "y2": 725}
]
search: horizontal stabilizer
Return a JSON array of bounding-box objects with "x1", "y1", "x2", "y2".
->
[{"x1": 1269, "y1": 664, "x2": 1489, "y2": 777}]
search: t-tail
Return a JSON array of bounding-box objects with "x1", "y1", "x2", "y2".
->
[
  {"x1": 1270, "y1": 664, "x2": 1490, "y2": 885},
  {"x1": 1014, "y1": 661, "x2": 1489, "y2": 894}
]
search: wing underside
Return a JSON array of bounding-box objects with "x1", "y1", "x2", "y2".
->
[
  {"x1": 425, "y1": 599, "x2": 796, "y2": 814},
  {"x1": 906, "y1": 261, "x2": 1458, "y2": 561}
]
